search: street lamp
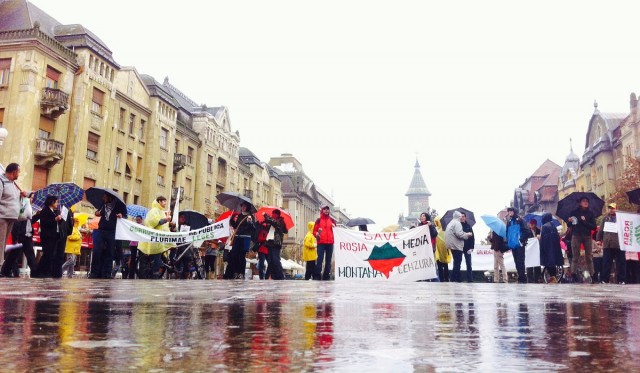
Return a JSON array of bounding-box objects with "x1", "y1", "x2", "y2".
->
[{"x1": 0, "y1": 127, "x2": 7, "y2": 146}]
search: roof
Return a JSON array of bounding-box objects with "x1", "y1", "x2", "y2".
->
[
  {"x1": 140, "y1": 74, "x2": 179, "y2": 108},
  {"x1": 162, "y1": 77, "x2": 200, "y2": 112},
  {"x1": 0, "y1": 0, "x2": 60, "y2": 35},
  {"x1": 54, "y1": 24, "x2": 119, "y2": 68},
  {"x1": 531, "y1": 159, "x2": 561, "y2": 178},
  {"x1": 239, "y1": 147, "x2": 263, "y2": 168},
  {"x1": 405, "y1": 159, "x2": 431, "y2": 196}
]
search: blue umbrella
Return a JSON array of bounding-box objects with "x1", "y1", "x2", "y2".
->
[
  {"x1": 127, "y1": 204, "x2": 149, "y2": 219},
  {"x1": 481, "y1": 214, "x2": 506, "y2": 238},
  {"x1": 524, "y1": 212, "x2": 561, "y2": 228},
  {"x1": 32, "y1": 182, "x2": 84, "y2": 211}
]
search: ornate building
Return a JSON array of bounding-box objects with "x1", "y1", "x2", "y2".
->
[
  {"x1": 0, "y1": 0, "x2": 282, "y2": 220},
  {"x1": 580, "y1": 101, "x2": 626, "y2": 201},
  {"x1": 557, "y1": 141, "x2": 582, "y2": 199},
  {"x1": 398, "y1": 159, "x2": 431, "y2": 228},
  {"x1": 512, "y1": 159, "x2": 561, "y2": 214}
]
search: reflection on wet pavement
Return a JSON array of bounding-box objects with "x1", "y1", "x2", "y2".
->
[{"x1": 1, "y1": 280, "x2": 639, "y2": 371}]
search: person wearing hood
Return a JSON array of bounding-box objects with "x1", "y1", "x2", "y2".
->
[
  {"x1": 539, "y1": 213, "x2": 564, "y2": 283},
  {"x1": 445, "y1": 210, "x2": 473, "y2": 282},
  {"x1": 61, "y1": 217, "x2": 82, "y2": 278},
  {"x1": 313, "y1": 205, "x2": 337, "y2": 280},
  {"x1": 506, "y1": 207, "x2": 531, "y2": 283},
  {"x1": 303, "y1": 221, "x2": 317, "y2": 280},
  {"x1": 138, "y1": 196, "x2": 173, "y2": 277}
]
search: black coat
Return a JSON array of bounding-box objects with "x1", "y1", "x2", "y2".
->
[
  {"x1": 38, "y1": 207, "x2": 64, "y2": 240},
  {"x1": 461, "y1": 221, "x2": 475, "y2": 250},
  {"x1": 540, "y1": 222, "x2": 564, "y2": 267}
]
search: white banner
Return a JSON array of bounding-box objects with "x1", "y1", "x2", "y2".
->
[
  {"x1": 525, "y1": 238, "x2": 541, "y2": 267},
  {"x1": 447, "y1": 245, "x2": 517, "y2": 271},
  {"x1": 334, "y1": 225, "x2": 436, "y2": 282},
  {"x1": 617, "y1": 212, "x2": 640, "y2": 252},
  {"x1": 115, "y1": 217, "x2": 230, "y2": 244}
]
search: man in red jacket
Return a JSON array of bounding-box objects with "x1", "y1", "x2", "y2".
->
[{"x1": 313, "y1": 205, "x2": 337, "y2": 280}]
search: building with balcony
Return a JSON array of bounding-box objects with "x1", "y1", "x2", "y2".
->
[{"x1": 580, "y1": 101, "x2": 627, "y2": 202}]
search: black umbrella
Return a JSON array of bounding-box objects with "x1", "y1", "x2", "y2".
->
[
  {"x1": 346, "y1": 217, "x2": 376, "y2": 227},
  {"x1": 555, "y1": 191, "x2": 605, "y2": 221},
  {"x1": 627, "y1": 188, "x2": 640, "y2": 205},
  {"x1": 215, "y1": 191, "x2": 257, "y2": 213},
  {"x1": 440, "y1": 207, "x2": 475, "y2": 230},
  {"x1": 85, "y1": 187, "x2": 126, "y2": 214},
  {"x1": 178, "y1": 210, "x2": 210, "y2": 230}
]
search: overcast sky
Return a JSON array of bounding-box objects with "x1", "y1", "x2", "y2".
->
[{"x1": 31, "y1": 0, "x2": 640, "y2": 236}]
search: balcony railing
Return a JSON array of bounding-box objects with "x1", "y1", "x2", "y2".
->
[
  {"x1": 171, "y1": 186, "x2": 184, "y2": 201},
  {"x1": 34, "y1": 138, "x2": 64, "y2": 168},
  {"x1": 243, "y1": 189, "x2": 253, "y2": 199},
  {"x1": 40, "y1": 87, "x2": 70, "y2": 119},
  {"x1": 173, "y1": 153, "x2": 187, "y2": 172}
]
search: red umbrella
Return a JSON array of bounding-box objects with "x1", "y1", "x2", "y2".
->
[{"x1": 255, "y1": 206, "x2": 295, "y2": 230}]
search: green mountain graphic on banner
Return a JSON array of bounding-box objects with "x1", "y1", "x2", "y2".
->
[{"x1": 365, "y1": 243, "x2": 406, "y2": 278}]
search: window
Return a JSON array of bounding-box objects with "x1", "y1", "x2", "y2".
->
[
  {"x1": 123, "y1": 192, "x2": 129, "y2": 204},
  {"x1": 139, "y1": 119, "x2": 145, "y2": 140},
  {"x1": 207, "y1": 154, "x2": 213, "y2": 173},
  {"x1": 157, "y1": 163, "x2": 166, "y2": 185},
  {"x1": 87, "y1": 132, "x2": 100, "y2": 159},
  {"x1": 133, "y1": 195, "x2": 139, "y2": 205},
  {"x1": 175, "y1": 139, "x2": 180, "y2": 153},
  {"x1": 137, "y1": 156, "x2": 143, "y2": 179},
  {"x1": 160, "y1": 128, "x2": 168, "y2": 148},
  {"x1": 607, "y1": 164, "x2": 614, "y2": 180},
  {"x1": 125, "y1": 152, "x2": 133, "y2": 175},
  {"x1": 0, "y1": 108, "x2": 3, "y2": 126},
  {"x1": 114, "y1": 148, "x2": 122, "y2": 171},
  {"x1": 92, "y1": 88, "x2": 104, "y2": 115},
  {"x1": 0, "y1": 58, "x2": 10, "y2": 86},
  {"x1": 119, "y1": 108, "x2": 126, "y2": 130},
  {"x1": 187, "y1": 146, "x2": 194, "y2": 164},
  {"x1": 45, "y1": 66, "x2": 60, "y2": 89},
  {"x1": 185, "y1": 178, "x2": 192, "y2": 197},
  {"x1": 129, "y1": 113, "x2": 135, "y2": 135},
  {"x1": 38, "y1": 129, "x2": 50, "y2": 139}
]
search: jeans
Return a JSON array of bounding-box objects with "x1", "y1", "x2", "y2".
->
[
  {"x1": 315, "y1": 243, "x2": 334, "y2": 280},
  {"x1": 437, "y1": 261, "x2": 449, "y2": 282},
  {"x1": 602, "y1": 247, "x2": 626, "y2": 283},
  {"x1": 305, "y1": 260, "x2": 316, "y2": 280},
  {"x1": 512, "y1": 247, "x2": 527, "y2": 283},
  {"x1": 257, "y1": 252, "x2": 268, "y2": 279},
  {"x1": 61, "y1": 254, "x2": 77, "y2": 278},
  {"x1": 463, "y1": 250, "x2": 473, "y2": 282}
]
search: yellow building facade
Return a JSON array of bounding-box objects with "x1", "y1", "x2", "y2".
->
[{"x1": 0, "y1": 0, "x2": 282, "y2": 218}]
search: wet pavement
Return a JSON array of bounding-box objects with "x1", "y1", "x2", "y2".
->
[{"x1": 1, "y1": 280, "x2": 639, "y2": 372}]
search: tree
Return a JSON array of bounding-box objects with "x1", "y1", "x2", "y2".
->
[{"x1": 608, "y1": 156, "x2": 640, "y2": 212}]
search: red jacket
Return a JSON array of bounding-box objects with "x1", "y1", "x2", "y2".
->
[{"x1": 313, "y1": 214, "x2": 337, "y2": 244}]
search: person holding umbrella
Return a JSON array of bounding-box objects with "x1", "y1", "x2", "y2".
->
[
  {"x1": 568, "y1": 197, "x2": 597, "y2": 282},
  {"x1": 223, "y1": 202, "x2": 255, "y2": 279},
  {"x1": 90, "y1": 192, "x2": 126, "y2": 279},
  {"x1": 261, "y1": 209, "x2": 288, "y2": 280}
]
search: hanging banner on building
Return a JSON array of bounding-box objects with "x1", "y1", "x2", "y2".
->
[
  {"x1": 616, "y1": 212, "x2": 640, "y2": 252},
  {"x1": 334, "y1": 225, "x2": 436, "y2": 282},
  {"x1": 115, "y1": 217, "x2": 230, "y2": 243}
]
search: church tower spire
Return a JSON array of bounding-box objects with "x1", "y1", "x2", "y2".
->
[{"x1": 405, "y1": 158, "x2": 431, "y2": 218}]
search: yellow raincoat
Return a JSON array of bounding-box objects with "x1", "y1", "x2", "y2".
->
[
  {"x1": 138, "y1": 200, "x2": 174, "y2": 255},
  {"x1": 302, "y1": 221, "x2": 317, "y2": 262},
  {"x1": 434, "y1": 218, "x2": 452, "y2": 264},
  {"x1": 65, "y1": 220, "x2": 82, "y2": 256}
]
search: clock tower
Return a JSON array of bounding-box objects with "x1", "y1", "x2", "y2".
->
[{"x1": 405, "y1": 159, "x2": 431, "y2": 220}]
